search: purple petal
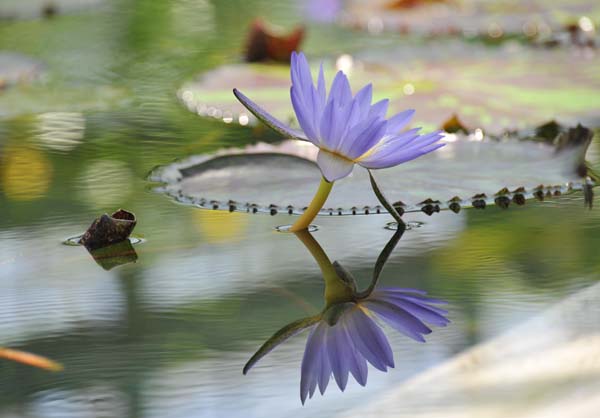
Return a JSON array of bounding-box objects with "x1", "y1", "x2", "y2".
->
[
  {"x1": 375, "y1": 295, "x2": 450, "y2": 327},
  {"x1": 374, "y1": 291, "x2": 450, "y2": 313},
  {"x1": 377, "y1": 287, "x2": 429, "y2": 295},
  {"x1": 337, "y1": 98, "x2": 363, "y2": 149},
  {"x1": 317, "y1": 343, "x2": 331, "y2": 395},
  {"x1": 233, "y1": 88, "x2": 309, "y2": 142},
  {"x1": 354, "y1": 83, "x2": 373, "y2": 118},
  {"x1": 317, "y1": 63, "x2": 326, "y2": 105},
  {"x1": 300, "y1": 323, "x2": 326, "y2": 404},
  {"x1": 319, "y1": 99, "x2": 337, "y2": 147},
  {"x1": 343, "y1": 117, "x2": 388, "y2": 160},
  {"x1": 317, "y1": 150, "x2": 354, "y2": 182},
  {"x1": 347, "y1": 345, "x2": 368, "y2": 387},
  {"x1": 364, "y1": 300, "x2": 432, "y2": 342},
  {"x1": 338, "y1": 315, "x2": 368, "y2": 386},
  {"x1": 291, "y1": 86, "x2": 319, "y2": 143},
  {"x1": 328, "y1": 71, "x2": 352, "y2": 106},
  {"x1": 290, "y1": 52, "x2": 325, "y2": 143},
  {"x1": 326, "y1": 324, "x2": 351, "y2": 391},
  {"x1": 346, "y1": 307, "x2": 394, "y2": 370},
  {"x1": 369, "y1": 99, "x2": 389, "y2": 119},
  {"x1": 386, "y1": 109, "x2": 415, "y2": 134},
  {"x1": 336, "y1": 114, "x2": 379, "y2": 157},
  {"x1": 398, "y1": 295, "x2": 450, "y2": 310},
  {"x1": 358, "y1": 132, "x2": 444, "y2": 169},
  {"x1": 320, "y1": 98, "x2": 353, "y2": 150},
  {"x1": 292, "y1": 52, "x2": 315, "y2": 102},
  {"x1": 361, "y1": 127, "x2": 422, "y2": 154}
]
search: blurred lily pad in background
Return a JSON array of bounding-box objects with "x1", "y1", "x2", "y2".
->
[
  {"x1": 338, "y1": 0, "x2": 600, "y2": 36},
  {"x1": 179, "y1": 42, "x2": 600, "y2": 132}
]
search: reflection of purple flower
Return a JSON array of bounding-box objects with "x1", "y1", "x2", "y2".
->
[
  {"x1": 234, "y1": 52, "x2": 444, "y2": 182},
  {"x1": 300, "y1": 288, "x2": 449, "y2": 404}
]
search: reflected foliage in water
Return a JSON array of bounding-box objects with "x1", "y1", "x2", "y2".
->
[
  {"x1": 244, "y1": 227, "x2": 449, "y2": 403},
  {"x1": 0, "y1": 0, "x2": 599, "y2": 416}
]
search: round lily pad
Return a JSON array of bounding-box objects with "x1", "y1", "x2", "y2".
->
[
  {"x1": 338, "y1": 0, "x2": 599, "y2": 36},
  {"x1": 178, "y1": 42, "x2": 600, "y2": 133},
  {"x1": 0, "y1": 0, "x2": 105, "y2": 20},
  {"x1": 150, "y1": 127, "x2": 595, "y2": 216}
]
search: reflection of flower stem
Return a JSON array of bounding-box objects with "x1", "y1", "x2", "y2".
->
[
  {"x1": 289, "y1": 177, "x2": 333, "y2": 232},
  {"x1": 294, "y1": 229, "x2": 334, "y2": 277},
  {"x1": 294, "y1": 229, "x2": 354, "y2": 305},
  {"x1": 356, "y1": 228, "x2": 405, "y2": 299}
]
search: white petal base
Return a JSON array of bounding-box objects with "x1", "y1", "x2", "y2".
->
[{"x1": 317, "y1": 150, "x2": 355, "y2": 182}]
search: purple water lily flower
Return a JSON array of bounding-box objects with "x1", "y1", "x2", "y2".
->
[
  {"x1": 233, "y1": 52, "x2": 444, "y2": 231},
  {"x1": 234, "y1": 51, "x2": 444, "y2": 183},
  {"x1": 300, "y1": 287, "x2": 449, "y2": 404}
]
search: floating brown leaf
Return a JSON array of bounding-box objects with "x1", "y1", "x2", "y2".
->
[{"x1": 245, "y1": 19, "x2": 305, "y2": 63}]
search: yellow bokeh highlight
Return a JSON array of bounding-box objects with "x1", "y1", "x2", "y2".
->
[
  {"x1": 1, "y1": 146, "x2": 52, "y2": 201},
  {"x1": 192, "y1": 210, "x2": 248, "y2": 243}
]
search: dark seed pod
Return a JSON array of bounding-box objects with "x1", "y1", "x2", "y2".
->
[
  {"x1": 472, "y1": 199, "x2": 486, "y2": 209},
  {"x1": 495, "y1": 196, "x2": 510, "y2": 209},
  {"x1": 534, "y1": 190, "x2": 545, "y2": 201},
  {"x1": 421, "y1": 204, "x2": 440, "y2": 216},
  {"x1": 513, "y1": 194, "x2": 526, "y2": 205},
  {"x1": 392, "y1": 203, "x2": 405, "y2": 216},
  {"x1": 448, "y1": 202, "x2": 461, "y2": 213}
]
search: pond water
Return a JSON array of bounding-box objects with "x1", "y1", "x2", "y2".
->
[{"x1": 1, "y1": 1, "x2": 600, "y2": 417}]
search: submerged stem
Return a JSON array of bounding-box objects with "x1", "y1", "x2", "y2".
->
[{"x1": 289, "y1": 177, "x2": 333, "y2": 232}]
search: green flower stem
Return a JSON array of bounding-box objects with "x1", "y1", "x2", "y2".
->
[{"x1": 289, "y1": 177, "x2": 333, "y2": 232}]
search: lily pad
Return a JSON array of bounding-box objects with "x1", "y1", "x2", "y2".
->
[
  {"x1": 339, "y1": 0, "x2": 600, "y2": 36},
  {"x1": 178, "y1": 42, "x2": 600, "y2": 132},
  {"x1": 150, "y1": 126, "x2": 595, "y2": 216},
  {"x1": 0, "y1": 0, "x2": 105, "y2": 20}
]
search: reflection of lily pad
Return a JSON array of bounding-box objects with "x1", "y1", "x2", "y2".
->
[
  {"x1": 340, "y1": 0, "x2": 600, "y2": 35},
  {"x1": 151, "y1": 127, "x2": 595, "y2": 216},
  {"x1": 0, "y1": 52, "x2": 45, "y2": 88},
  {"x1": 0, "y1": 84, "x2": 127, "y2": 119},
  {"x1": 178, "y1": 43, "x2": 600, "y2": 132},
  {"x1": 0, "y1": 0, "x2": 105, "y2": 20}
]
